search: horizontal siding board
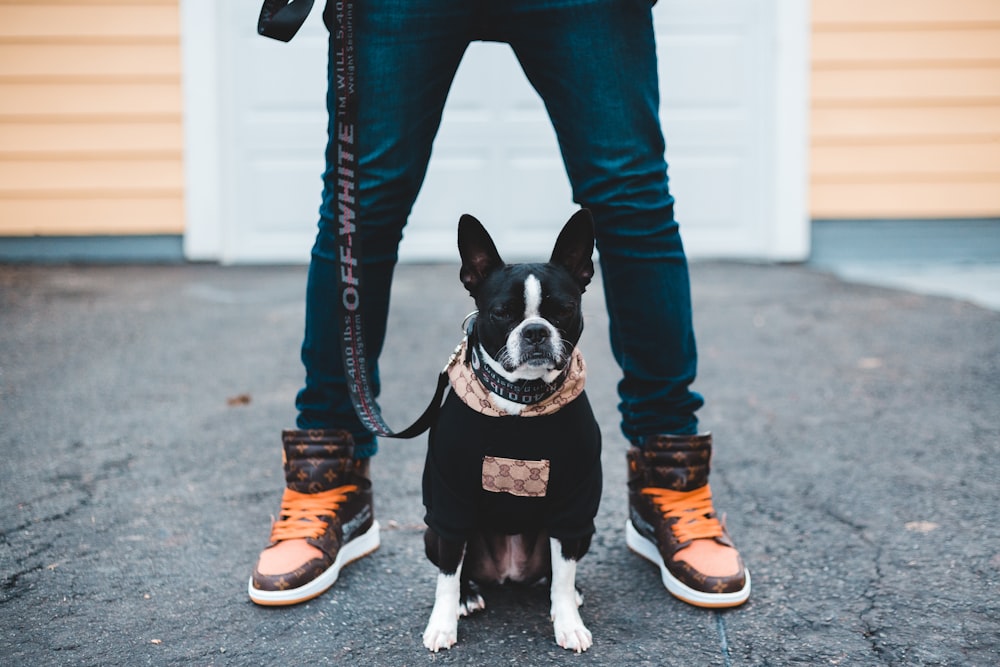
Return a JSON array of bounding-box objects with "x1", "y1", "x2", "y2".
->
[
  {"x1": 0, "y1": 5, "x2": 179, "y2": 39},
  {"x1": 0, "y1": 44, "x2": 181, "y2": 78},
  {"x1": 812, "y1": 66, "x2": 1000, "y2": 104},
  {"x1": 0, "y1": 158, "x2": 183, "y2": 192},
  {"x1": 813, "y1": 0, "x2": 1000, "y2": 26},
  {"x1": 0, "y1": 197, "x2": 184, "y2": 235},
  {"x1": 812, "y1": 29, "x2": 1000, "y2": 65},
  {"x1": 0, "y1": 83, "x2": 181, "y2": 116},
  {"x1": 0, "y1": 0, "x2": 174, "y2": 4},
  {"x1": 0, "y1": 121, "x2": 182, "y2": 155},
  {"x1": 812, "y1": 106, "x2": 1000, "y2": 142},
  {"x1": 812, "y1": 142, "x2": 1000, "y2": 177},
  {"x1": 812, "y1": 181, "x2": 1000, "y2": 218}
]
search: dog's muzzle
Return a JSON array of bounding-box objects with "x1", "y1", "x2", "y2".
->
[{"x1": 508, "y1": 320, "x2": 564, "y2": 370}]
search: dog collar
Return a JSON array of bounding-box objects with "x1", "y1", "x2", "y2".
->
[
  {"x1": 469, "y1": 345, "x2": 569, "y2": 406},
  {"x1": 447, "y1": 339, "x2": 587, "y2": 417}
]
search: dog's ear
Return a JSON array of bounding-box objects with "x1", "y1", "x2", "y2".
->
[
  {"x1": 458, "y1": 214, "x2": 505, "y2": 295},
  {"x1": 550, "y1": 209, "x2": 595, "y2": 291}
]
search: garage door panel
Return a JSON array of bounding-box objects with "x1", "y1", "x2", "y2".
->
[
  {"x1": 213, "y1": 0, "x2": 800, "y2": 262},
  {"x1": 245, "y1": 158, "x2": 323, "y2": 234}
]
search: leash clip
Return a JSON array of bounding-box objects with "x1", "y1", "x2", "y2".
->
[
  {"x1": 461, "y1": 310, "x2": 478, "y2": 336},
  {"x1": 443, "y1": 311, "x2": 478, "y2": 373}
]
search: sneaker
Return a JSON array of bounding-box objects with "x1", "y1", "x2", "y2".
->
[
  {"x1": 249, "y1": 429, "x2": 380, "y2": 606},
  {"x1": 626, "y1": 433, "x2": 750, "y2": 608}
]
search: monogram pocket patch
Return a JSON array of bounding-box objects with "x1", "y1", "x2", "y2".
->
[{"x1": 481, "y1": 456, "x2": 550, "y2": 497}]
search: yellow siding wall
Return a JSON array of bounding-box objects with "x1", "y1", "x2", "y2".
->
[
  {"x1": 0, "y1": 0, "x2": 183, "y2": 236},
  {"x1": 811, "y1": 0, "x2": 1000, "y2": 219}
]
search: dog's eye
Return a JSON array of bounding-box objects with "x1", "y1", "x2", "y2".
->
[
  {"x1": 554, "y1": 302, "x2": 577, "y2": 320},
  {"x1": 490, "y1": 305, "x2": 511, "y2": 321}
]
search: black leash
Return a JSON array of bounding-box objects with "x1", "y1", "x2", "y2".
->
[
  {"x1": 257, "y1": 0, "x2": 315, "y2": 42},
  {"x1": 259, "y1": 0, "x2": 448, "y2": 439}
]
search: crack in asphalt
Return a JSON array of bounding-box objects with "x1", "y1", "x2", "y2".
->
[
  {"x1": 859, "y1": 542, "x2": 887, "y2": 663},
  {"x1": 819, "y1": 504, "x2": 888, "y2": 663},
  {"x1": 1, "y1": 450, "x2": 135, "y2": 603},
  {"x1": 716, "y1": 611, "x2": 734, "y2": 667}
]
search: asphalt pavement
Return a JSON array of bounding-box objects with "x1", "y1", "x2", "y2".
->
[{"x1": 2, "y1": 260, "x2": 998, "y2": 666}]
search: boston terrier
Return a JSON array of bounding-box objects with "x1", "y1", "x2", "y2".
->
[{"x1": 421, "y1": 210, "x2": 602, "y2": 653}]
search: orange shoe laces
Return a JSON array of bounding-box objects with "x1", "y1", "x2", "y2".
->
[
  {"x1": 641, "y1": 485, "x2": 724, "y2": 544},
  {"x1": 269, "y1": 485, "x2": 358, "y2": 542}
]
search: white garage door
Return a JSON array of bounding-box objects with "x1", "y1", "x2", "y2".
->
[{"x1": 182, "y1": 0, "x2": 809, "y2": 263}]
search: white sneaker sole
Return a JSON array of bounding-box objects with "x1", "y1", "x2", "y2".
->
[
  {"x1": 625, "y1": 519, "x2": 750, "y2": 608},
  {"x1": 249, "y1": 521, "x2": 381, "y2": 606}
]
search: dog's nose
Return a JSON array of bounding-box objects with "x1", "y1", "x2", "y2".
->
[{"x1": 522, "y1": 323, "x2": 550, "y2": 345}]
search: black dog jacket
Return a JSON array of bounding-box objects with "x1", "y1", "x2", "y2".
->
[{"x1": 422, "y1": 390, "x2": 602, "y2": 544}]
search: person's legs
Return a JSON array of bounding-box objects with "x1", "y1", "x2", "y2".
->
[
  {"x1": 503, "y1": 0, "x2": 701, "y2": 442},
  {"x1": 298, "y1": 0, "x2": 474, "y2": 457},
  {"x1": 505, "y1": 0, "x2": 749, "y2": 607},
  {"x1": 251, "y1": 0, "x2": 474, "y2": 605}
]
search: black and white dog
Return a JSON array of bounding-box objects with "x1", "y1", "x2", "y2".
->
[{"x1": 421, "y1": 210, "x2": 602, "y2": 653}]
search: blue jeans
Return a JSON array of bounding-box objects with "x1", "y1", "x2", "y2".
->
[{"x1": 297, "y1": 0, "x2": 703, "y2": 457}]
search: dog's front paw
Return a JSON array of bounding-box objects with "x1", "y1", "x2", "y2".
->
[
  {"x1": 552, "y1": 610, "x2": 592, "y2": 653},
  {"x1": 424, "y1": 569, "x2": 463, "y2": 651},
  {"x1": 423, "y1": 613, "x2": 459, "y2": 652},
  {"x1": 552, "y1": 594, "x2": 592, "y2": 654}
]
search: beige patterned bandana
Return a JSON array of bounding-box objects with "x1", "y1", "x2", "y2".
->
[{"x1": 446, "y1": 339, "x2": 587, "y2": 417}]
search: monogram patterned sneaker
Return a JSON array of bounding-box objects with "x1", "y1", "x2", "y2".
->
[
  {"x1": 625, "y1": 433, "x2": 750, "y2": 608},
  {"x1": 249, "y1": 429, "x2": 380, "y2": 606}
]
